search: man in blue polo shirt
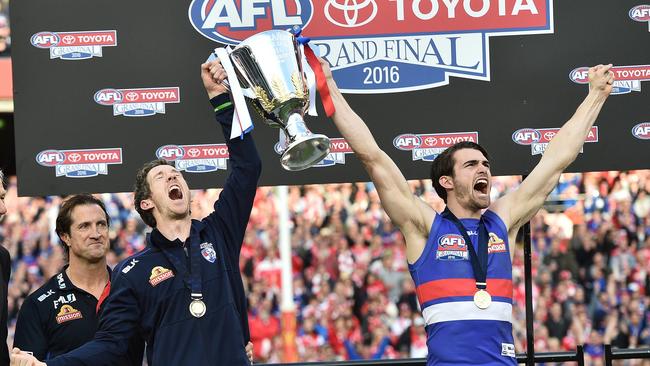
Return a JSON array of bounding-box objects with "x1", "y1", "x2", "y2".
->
[{"x1": 11, "y1": 60, "x2": 261, "y2": 366}]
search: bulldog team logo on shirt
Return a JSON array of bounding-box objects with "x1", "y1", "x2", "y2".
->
[
  {"x1": 487, "y1": 233, "x2": 506, "y2": 254},
  {"x1": 629, "y1": 5, "x2": 650, "y2": 31},
  {"x1": 200, "y1": 242, "x2": 217, "y2": 263},
  {"x1": 30, "y1": 30, "x2": 117, "y2": 60},
  {"x1": 188, "y1": 0, "x2": 554, "y2": 93},
  {"x1": 394, "y1": 132, "x2": 478, "y2": 161},
  {"x1": 570, "y1": 65, "x2": 650, "y2": 95},
  {"x1": 156, "y1": 144, "x2": 230, "y2": 173},
  {"x1": 274, "y1": 137, "x2": 354, "y2": 167},
  {"x1": 512, "y1": 127, "x2": 598, "y2": 155},
  {"x1": 94, "y1": 87, "x2": 180, "y2": 117},
  {"x1": 436, "y1": 234, "x2": 468, "y2": 261},
  {"x1": 56, "y1": 305, "x2": 83, "y2": 324},
  {"x1": 36, "y1": 148, "x2": 123, "y2": 178},
  {"x1": 149, "y1": 266, "x2": 175, "y2": 287},
  {"x1": 632, "y1": 122, "x2": 650, "y2": 140}
]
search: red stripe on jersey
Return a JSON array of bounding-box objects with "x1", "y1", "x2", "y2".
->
[
  {"x1": 416, "y1": 278, "x2": 512, "y2": 304},
  {"x1": 96, "y1": 280, "x2": 111, "y2": 314}
]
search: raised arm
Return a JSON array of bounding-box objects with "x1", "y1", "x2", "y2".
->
[
  {"x1": 320, "y1": 58, "x2": 435, "y2": 263},
  {"x1": 492, "y1": 64, "x2": 614, "y2": 241},
  {"x1": 200, "y1": 61, "x2": 262, "y2": 259}
]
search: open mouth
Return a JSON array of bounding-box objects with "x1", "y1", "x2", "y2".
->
[
  {"x1": 168, "y1": 185, "x2": 183, "y2": 200},
  {"x1": 473, "y1": 178, "x2": 489, "y2": 195}
]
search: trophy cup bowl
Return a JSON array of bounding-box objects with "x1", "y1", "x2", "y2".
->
[{"x1": 228, "y1": 30, "x2": 330, "y2": 171}]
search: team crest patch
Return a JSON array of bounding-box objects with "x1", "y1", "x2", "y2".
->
[
  {"x1": 436, "y1": 234, "x2": 468, "y2": 261},
  {"x1": 200, "y1": 242, "x2": 217, "y2": 263},
  {"x1": 488, "y1": 232, "x2": 507, "y2": 254},
  {"x1": 56, "y1": 304, "x2": 83, "y2": 324},
  {"x1": 149, "y1": 266, "x2": 175, "y2": 286}
]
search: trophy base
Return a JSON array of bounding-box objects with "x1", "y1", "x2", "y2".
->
[{"x1": 280, "y1": 134, "x2": 331, "y2": 171}]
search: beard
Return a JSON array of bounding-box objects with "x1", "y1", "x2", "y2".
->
[{"x1": 454, "y1": 183, "x2": 490, "y2": 210}]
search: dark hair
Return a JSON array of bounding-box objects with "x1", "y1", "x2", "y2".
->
[
  {"x1": 430, "y1": 141, "x2": 490, "y2": 202},
  {"x1": 134, "y1": 159, "x2": 175, "y2": 228},
  {"x1": 56, "y1": 194, "x2": 110, "y2": 259}
]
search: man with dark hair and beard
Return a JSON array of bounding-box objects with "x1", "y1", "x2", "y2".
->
[
  {"x1": 13, "y1": 194, "x2": 144, "y2": 364},
  {"x1": 12, "y1": 61, "x2": 259, "y2": 366},
  {"x1": 318, "y1": 59, "x2": 614, "y2": 365}
]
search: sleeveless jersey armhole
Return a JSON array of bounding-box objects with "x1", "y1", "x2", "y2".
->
[{"x1": 408, "y1": 213, "x2": 441, "y2": 271}]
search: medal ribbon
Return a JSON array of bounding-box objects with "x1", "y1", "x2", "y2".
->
[
  {"x1": 440, "y1": 208, "x2": 489, "y2": 290},
  {"x1": 147, "y1": 229, "x2": 203, "y2": 301}
]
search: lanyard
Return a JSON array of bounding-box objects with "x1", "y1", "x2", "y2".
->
[
  {"x1": 441, "y1": 207, "x2": 489, "y2": 290},
  {"x1": 147, "y1": 229, "x2": 203, "y2": 301}
]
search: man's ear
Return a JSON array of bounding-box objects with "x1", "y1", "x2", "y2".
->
[
  {"x1": 60, "y1": 233, "x2": 71, "y2": 247},
  {"x1": 140, "y1": 199, "x2": 154, "y2": 211},
  {"x1": 439, "y1": 176, "x2": 454, "y2": 190}
]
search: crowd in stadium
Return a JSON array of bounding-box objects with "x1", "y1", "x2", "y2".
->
[{"x1": 1, "y1": 169, "x2": 648, "y2": 365}]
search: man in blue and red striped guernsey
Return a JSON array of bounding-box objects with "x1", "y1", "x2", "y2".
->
[{"x1": 320, "y1": 58, "x2": 614, "y2": 365}]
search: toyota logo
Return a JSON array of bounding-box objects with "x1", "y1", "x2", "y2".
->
[
  {"x1": 325, "y1": 0, "x2": 377, "y2": 28},
  {"x1": 62, "y1": 35, "x2": 76, "y2": 44},
  {"x1": 543, "y1": 132, "x2": 556, "y2": 140},
  {"x1": 68, "y1": 153, "x2": 81, "y2": 163},
  {"x1": 424, "y1": 137, "x2": 437, "y2": 146},
  {"x1": 187, "y1": 148, "x2": 200, "y2": 158},
  {"x1": 125, "y1": 92, "x2": 139, "y2": 102}
]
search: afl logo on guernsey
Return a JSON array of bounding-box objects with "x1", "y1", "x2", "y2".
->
[{"x1": 436, "y1": 234, "x2": 468, "y2": 261}]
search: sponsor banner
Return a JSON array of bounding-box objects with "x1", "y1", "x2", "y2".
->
[
  {"x1": 394, "y1": 131, "x2": 478, "y2": 161},
  {"x1": 94, "y1": 87, "x2": 180, "y2": 117},
  {"x1": 512, "y1": 126, "x2": 598, "y2": 155},
  {"x1": 274, "y1": 137, "x2": 354, "y2": 167},
  {"x1": 629, "y1": 5, "x2": 650, "y2": 31},
  {"x1": 35, "y1": 148, "x2": 123, "y2": 178},
  {"x1": 30, "y1": 30, "x2": 117, "y2": 60},
  {"x1": 156, "y1": 143, "x2": 229, "y2": 173},
  {"x1": 570, "y1": 65, "x2": 650, "y2": 95},
  {"x1": 188, "y1": 0, "x2": 554, "y2": 93},
  {"x1": 632, "y1": 122, "x2": 650, "y2": 140}
]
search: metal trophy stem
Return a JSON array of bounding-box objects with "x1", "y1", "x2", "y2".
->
[{"x1": 281, "y1": 114, "x2": 329, "y2": 171}]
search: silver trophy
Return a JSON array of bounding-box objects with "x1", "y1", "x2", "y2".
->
[{"x1": 224, "y1": 30, "x2": 330, "y2": 171}]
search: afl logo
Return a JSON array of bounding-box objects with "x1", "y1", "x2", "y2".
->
[
  {"x1": 569, "y1": 67, "x2": 589, "y2": 84},
  {"x1": 156, "y1": 145, "x2": 185, "y2": 160},
  {"x1": 188, "y1": 0, "x2": 313, "y2": 44},
  {"x1": 36, "y1": 150, "x2": 65, "y2": 167},
  {"x1": 30, "y1": 32, "x2": 60, "y2": 48},
  {"x1": 629, "y1": 5, "x2": 650, "y2": 21},
  {"x1": 632, "y1": 122, "x2": 650, "y2": 139},
  {"x1": 393, "y1": 134, "x2": 422, "y2": 150},
  {"x1": 325, "y1": 0, "x2": 378, "y2": 28},
  {"x1": 512, "y1": 129, "x2": 540, "y2": 145},
  {"x1": 438, "y1": 234, "x2": 466, "y2": 248},
  {"x1": 94, "y1": 89, "x2": 123, "y2": 105}
]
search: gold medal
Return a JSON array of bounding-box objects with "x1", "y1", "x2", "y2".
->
[
  {"x1": 189, "y1": 299, "x2": 207, "y2": 318},
  {"x1": 473, "y1": 289, "x2": 492, "y2": 309}
]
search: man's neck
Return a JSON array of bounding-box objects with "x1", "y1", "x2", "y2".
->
[
  {"x1": 156, "y1": 216, "x2": 192, "y2": 243},
  {"x1": 66, "y1": 259, "x2": 109, "y2": 298},
  {"x1": 445, "y1": 200, "x2": 483, "y2": 219}
]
